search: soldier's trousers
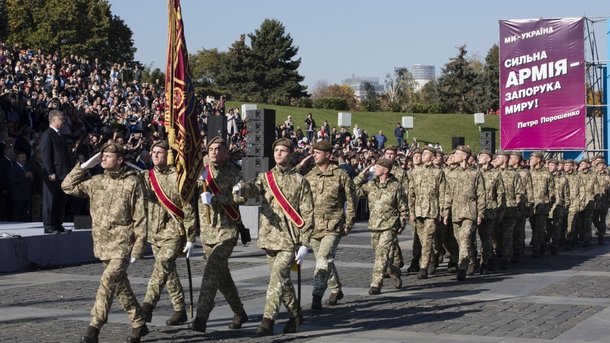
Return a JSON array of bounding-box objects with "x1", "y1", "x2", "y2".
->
[
  {"x1": 90, "y1": 258, "x2": 145, "y2": 329},
  {"x1": 196, "y1": 240, "x2": 243, "y2": 320},
  {"x1": 263, "y1": 249, "x2": 299, "y2": 320},
  {"x1": 513, "y1": 214, "x2": 527, "y2": 255},
  {"x1": 311, "y1": 235, "x2": 342, "y2": 297},
  {"x1": 414, "y1": 217, "x2": 436, "y2": 269},
  {"x1": 434, "y1": 221, "x2": 458, "y2": 264},
  {"x1": 566, "y1": 209, "x2": 580, "y2": 243},
  {"x1": 493, "y1": 209, "x2": 515, "y2": 262},
  {"x1": 477, "y1": 216, "x2": 495, "y2": 265},
  {"x1": 370, "y1": 229, "x2": 400, "y2": 288},
  {"x1": 531, "y1": 213, "x2": 548, "y2": 253},
  {"x1": 578, "y1": 208, "x2": 594, "y2": 243},
  {"x1": 545, "y1": 209, "x2": 564, "y2": 249},
  {"x1": 593, "y1": 205, "x2": 608, "y2": 237},
  {"x1": 143, "y1": 240, "x2": 185, "y2": 311},
  {"x1": 411, "y1": 226, "x2": 422, "y2": 262},
  {"x1": 452, "y1": 219, "x2": 476, "y2": 270}
]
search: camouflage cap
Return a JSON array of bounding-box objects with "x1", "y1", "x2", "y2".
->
[
  {"x1": 435, "y1": 149, "x2": 444, "y2": 156},
  {"x1": 100, "y1": 142, "x2": 124, "y2": 156},
  {"x1": 497, "y1": 150, "x2": 511, "y2": 157},
  {"x1": 530, "y1": 151, "x2": 544, "y2": 159},
  {"x1": 547, "y1": 158, "x2": 559, "y2": 164},
  {"x1": 478, "y1": 149, "x2": 493, "y2": 158},
  {"x1": 411, "y1": 148, "x2": 423, "y2": 155},
  {"x1": 207, "y1": 136, "x2": 227, "y2": 150},
  {"x1": 385, "y1": 145, "x2": 398, "y2": 152},
  {"x1": 509, "y1": 151, "x2": 523, "y2": 159},
  {"x1": 581, "y1": 158, "x2": 590, "y2": 164},
  {"x1": 422, "y1": 146, "x2": 436, "y2": 155},
  {"x1": 272, "y1": 137, "x2": 294, "y2": 151},
  {"x1": 312, "y1": 140, "x2": 332, "y2": 152},
  {"x1": 150, "y1": 139, "x2": 169, "y2": 151},
  {"x1": 564, "y1": 159, "x2": 575, "y2": 164},
  {"x1": 376, "y1": 158, "x2": 393, "y2": 171},
  {"x1": 456, "y1": 145, "x2": 472, "y2": 156}
]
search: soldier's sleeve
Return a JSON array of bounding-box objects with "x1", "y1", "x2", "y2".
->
[
  {"x1": 353, "y1": 174, "x2": 368, "y2": 198},
  {"x1": 496, "y1": 173, "x2": 506, "y2": 209},
  {"x1": 241, "y1": 173, "x2": 264, "y2": 199},
  {"x1": 397, "y1": 183, "x2": 409, "y2": 221},
  {"x1": 476, "y1": 172, "x2": 486, "y2": 219},
  {"x1": 299, "y1": 178, "x2": 315, "y2": 246},
  {"x1": 408, "y1": 172, "x2": 416, "y2": 213},
  {"x1": 515, "y1": 173, "x2": 525, "y2": 210},
  {"x1": 182, "y1": 194, "x2": 197, "y2": 243},
  {"x1": 441, "y1": 171, "x2": 451, "y2": 218},
  {"x1": 526, "y1": 173, "x2": 534, "y2": 207},
  {"x1": 549, "y1": 173, "x2": 557, "y2": 205},
  {"x1": 563, "y1": 179, "x2": 571, "y2": 209},
  {"x1": 130, "y1": 177, "x2": 148, "y2": 259},
  {"x1": 61, "y1": 163, "x2": 92, "y2": 198},
  {"x1": 343, "y1": 173, "x2": 357, "y2": 230}
]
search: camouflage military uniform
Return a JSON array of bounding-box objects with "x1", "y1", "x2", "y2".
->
[
  {"x1": 437, "y1": 165, "x2": 460, "y2": 269},
  {"x1": 141, "y1": 165, "x2": 195, "y2": 314},
  {"x1": 305, "y1": 164, "x2": 356, "y2": 298},
  {"x1": 514, "y1": 168, "x2": 533, "y2": 256},
  {"x1": 479, "y1": 165, "x2": 504, "y2": 269},
  {"x1": 444, "y1": 166, "x2": 486, "y2": 271},
  {"x1": 408, "y1": 164, "x2": 445, "y2": 272},
  {"x1": 195, "y1": 160, "x2": 246, "y2": 322},
  {"x1": 62, "y1": 163, "x2": 147, "y2": 330},
  {"x1": 388, "y1": 165, "x2": 408, "y2": 271},
  {"x1": 547, "y1": 170, "x2": 569, "y2": 252},
  {"x1": 578, "y1": 168, "x2": 598, "y2": 245},
  {"x1": 494, "y1": 166, "x2": 523, "y2": 264},
  {"x1": 564, "y1": 169, "x2": 583, "y2": 246},
  {"x1": 406, "y1": 166, "x2": 423, "y2": 267},
  {"x1": 242, "y1": 165, "x2": 314, "y2": 320},
  {"x1": 355, "y1": 173, "x2": 408, "y2": 289},
  {"x1": 529, "y1": 166, "x2": 554, "y2": 255},
  {"x1": 593, "y1": 169, "x2": 609, "y2": 241}
]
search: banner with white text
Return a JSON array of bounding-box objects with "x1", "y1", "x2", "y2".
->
[{"x1": 499, "y1": 18, "x2": 585, "y2": 150}]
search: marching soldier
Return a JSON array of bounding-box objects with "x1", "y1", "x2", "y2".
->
[
  {"x1": 236, "y1": 138, "x2": 314, "y2": 335},
  {"x1": 62, "y1": 143, "x2": 148, "y2": 343},
  {"x1": 513, "y1": 152, "x2": 532, "y2": 260},
  {"x1": 546, "y1": 158, "x2": 569, "y2": 255},
  {"x1": 405, "y1": 149, "x2": 423, "y2": 273},
  {"x1": 577, "y1": 159, "x2": 598, "y2": 246},
  {"x1": 443, "y1": 146, "x2": 486, "y2": 281},
  {"x1": 190, "y1": 136, "x2": 248, "y2": 333},
  {"x1": 593, "y1": 156, "x2": 609, "y2": 245},
  {"x1": 563, "y1": 160, "x2": 583, "y2": 249},
  {"x1": 383, "y1": 146, "x2": 408, "y2": 275},
  {"x1": 355, "y1": 158, "x2": 408, "y2": 294},
  {"x1": 306, "y1": 140, "x2": 357, "y2": 309},
  {"x1": 528, "y1": 151, "x2": 554, "y2": 257},
  {"x1": 477, "y1": 149, "x2": 504, "y2": 274}
]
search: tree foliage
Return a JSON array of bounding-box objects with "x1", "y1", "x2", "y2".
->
[
  {"x1": 311, "y1": 82, "x2": 357, "y2": 110},
  {"x1": 437, "y1": 45, "x2": 479, "y2": 113},
  {"x1": 472, "y1": 44, "x2": 499, "y2": 112},
  {"x1": 3, "y1": 0, "x2": 135, "y2": 64},
  {"x1": 382, "y1": 67, "x2": 416, "y2": 112},
  {"x1": 189, "y1": 47, "x2": 228, "y2": 97}
]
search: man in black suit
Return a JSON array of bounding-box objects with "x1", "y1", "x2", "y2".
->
[
  {"x1": 9, "y1": 151, "x2": 33, "y2": 221},
  {"x1": 40, "y1": 110, "x2": 71, "y2": 233}
]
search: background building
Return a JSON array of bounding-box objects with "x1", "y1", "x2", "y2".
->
[
  {"x1": 412, "y1": 64, "x2": 435, "y2": 91},
  {"x1": 343, "y1": 75, "x2": 384, "y2": 101}
]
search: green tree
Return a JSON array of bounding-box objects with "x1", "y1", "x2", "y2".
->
[
  {"x1": 4, "y1": 0, "x2": 134, "y2": 63},
  {"x1": 247, "y1": 19, "x2": 307, "y2": 103},
  {"x1": 311, "y1": 82, "x2": 357, "y2": 110},
  {"x1": 360, "y1": 81, "x2": 380, "y2": 112},
  {"x1": 383, "y1": 67, "x2": 416, "y2": 112},
  {"x1": 437, "y1": 45, "x2": 478, "y2": 113},
  {"x1": 220, "y1": 35, "x2": 259, "y2": 101},
  {"x1": 189, "y1": 47, "x2": 228, "y2": 96},
  {"x1": 0, "y1": 0, "x2": 8, "y2": 41},
  {"x1": 473, "y1": 44, "x2": 499, "y2": 112}
]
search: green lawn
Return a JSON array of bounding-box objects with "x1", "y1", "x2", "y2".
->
[{"x1": 227, "y1": 101, "x2": 500, "y2": 151}]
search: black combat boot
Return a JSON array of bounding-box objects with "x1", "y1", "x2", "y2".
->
[
  {"x1": 189, "y1": 316, "x2": 207, "y2": 332},
  {"x1": 166, "y1": 309, "x2": 188, "y2": 326},
  {"x1": 466, "y1": 263, "x2": 475, "y2": 276},
  {"x1": 311, "y1": 295, "x2": 323, "y2": 310},
  {"x1": 598, "y1": 235, "x2": 605, "y2": 245},
  {"x1": 417, "y1": 269, "x2": 428, "y2": 279},
  {"x1": 256, "y1": 317, "x2": 275, "y2": 336},
  {"x1": 390, "y1": 274, "x2": 402, "y2": 289},
  {"x1": 283, "y1": 312, "x2": 303, "y2": 333},
  {"x1": 480, "y1": 263, "x2": 489, "y2": 275},
  {"x1": 124, "y1": 324, "x2": 149, "y2": 343},
  {"x1": 368, "y1": 286, "x2": 381, "y2": 295},
  {"x1": 456, "y1": 269, "x2": 467, "y2": 281},
  {"x1": 228, "y1": 310, "x2": 248, "y2": 329},
  {"x1": 447, "y1": 261, "x2": 458, "y2": 273},
  {"x1": 406, "y1": 258, "x2": 420, "y2": 273},
  {"x1": 325, "y1": 290, "x2": 344, "y2": 306},
  {"x1": 140, "y1": 302, "x2": 153, "y2": 323},
  {"x1": 80, "y1": 326, "x2": 99, "y2": 343}
]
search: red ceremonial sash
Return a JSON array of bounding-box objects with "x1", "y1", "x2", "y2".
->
[
  {"x1": 265, "y1": 170, "x2": 304, "y2": 228},
  {"x1": 205, "y1": 165, "x2": 241, "y2": 221},
  {"x1": 149, "y1": 169, "x2": 185, "y2": 220}
]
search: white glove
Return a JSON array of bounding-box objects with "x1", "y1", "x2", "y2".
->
[
  {"x1": 81, "y1": 152, "x2": 101, "y2": 170},
  {"x1": 295, "y1": 245, "x2": 309, "y2": 265},
  {"x1": 183, "y1": 241, "x2": 193, "y2": 258},
  {"x1": 232, "y1": 182, "x2": 242, "y2": 196},
  {"x1": 200, "y1": 192, "x2": 213, "y2": 204},
  {"x1": 201, "y1": 168, "x2": 208, "y2": 180},
  {"x1": 129, "y1": 256, "x2": 136, "y2": 264}
]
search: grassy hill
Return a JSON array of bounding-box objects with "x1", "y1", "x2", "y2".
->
[{"x1": 227, "y1": 101, "x2": 500, "y2": 151}]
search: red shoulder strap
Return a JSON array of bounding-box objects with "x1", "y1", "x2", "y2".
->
[
  {"x1": 149, "y1": 169, "x2": 185, "y2": 220},
  {"x1": 265, "y1": 170, "x2": 304, "y2": 228},
  {"x1": 205, "y1": 164, "x2": 241, "y2": 221}
]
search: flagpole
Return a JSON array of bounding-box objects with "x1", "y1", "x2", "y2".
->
[{"x1": 165, "y1": 0, "x2": 176, "y2": 165}]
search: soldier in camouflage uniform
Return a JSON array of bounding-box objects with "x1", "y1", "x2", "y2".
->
[
  {"x1": 306, "y1": 140, "x2": 357, "y2": 310},
  {"x1": 528, "y1": 151, "x2": 555, "y2": 257},
  {"x1": 545, "y1": 158, "x2": 569, "y2": 255},
  {"x1": 443, "y1": 146, "x2": 486, "y2": 281},
  {"x1": 563, "y1": 160, "x2": 584, "y2": 249},
  {"x1": 405, "y1": 149, "x2": 423, "y2": 273},
  {"x1": 441, "y1": 151, "x2": 460, "y2": 273},
  {"x1": 190, "y1": 137, "x2": 248, "y2": 333},
  {"x1": 592, "y1": 156, "x2": 609, "y2": 245},
  {"x1": 355, "y1": 158, "x2": 408, "y2": 294},
  {"x1": 62, "y1": 143, "x2": 148, "y2": 343},
  {"x1": 139, "y1": 140, "x2": 196, "y2": 327},
  {"x1": 408, "y1": 146, "x2": 445, "y2": 279},
  {"x1": 477, "y1": 149, "x2": 504, "y2": 274},
  {"x1": 577, "y1": 159, "x2": 598, "y2": 246},
  {"x1": 383, "y1": 146, "x2": 408, "y2": 275},
  {"x1": 238, "y1": 138, "x2": 314, "y2": 335},
  {"x1": 513, "y1": 152, "x2": 533, "y2": 260}
]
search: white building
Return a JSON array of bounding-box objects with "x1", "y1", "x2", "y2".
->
[
  {"x1": 342, "y1": 75, "x2": 384, "y2": 101},
  {"x1": 412, "y1": 64, "x2": 435, "y2": 92}
]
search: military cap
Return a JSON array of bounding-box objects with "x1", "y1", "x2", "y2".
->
[
  {"x1": 497, "y1": 150, "x2": 511, "y2": 157},
  {"x1": 456, "y1": 145, "x2": 472, "y2": 156},
  {"x1": 385, "y1": 145, "x2": 398, "y2": 152},
  {"x1": 422, "y1": 146, "x2": 436, "y2": 155},
  {"x1": 558, "y1": 159, "x2": 565, "y2": 164},
  {"x1": 547, "y1": 158, "x2": 559, "y2": 164},
  {"x1": 376, "y1": 158, "x2": 393, "y2": 171},
  {"x1": 100, "y1": 142, "x2": 124, "y2": 156},
  {"x1": 411, "y1": 148, "x2": 423, "y2": 155},
  {"x1": 150, "y1": 140, "x2": 169, "y2": 151},
  {"x1": 478, "y1": 149, "x2": 493, "y2": 158},
  {"x1": 530, "y1": 151, "x2": 544, "y2": 159},
  {"x1": 564, "y1": 159, "x2": 575, "y2": 164},
  {"x1": 435, "y1": 149, "x2": 444, "y2": 156},
  {"x1": 207, "y1": 136, "x2": 227, "y2": 150},
  {"x1": 272, "y1": 137, "x2": 294, "y2": 151},
  {"x1": 312, "y1": 140, "x2": 332, "y2": 152},
  {"x1": 594, "y1": 155, "x2": 605, "y2": 160},
  {"x1": 581, "y1": 158, "x2": 590, "y2": 164},
  {"x1": 509, "y1": 151, "x2": 523, "y2": 159}
]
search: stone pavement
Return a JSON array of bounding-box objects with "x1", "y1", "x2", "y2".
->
[{"x1": 1, "y1": 221, "x2": 610, "y2": 343}]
